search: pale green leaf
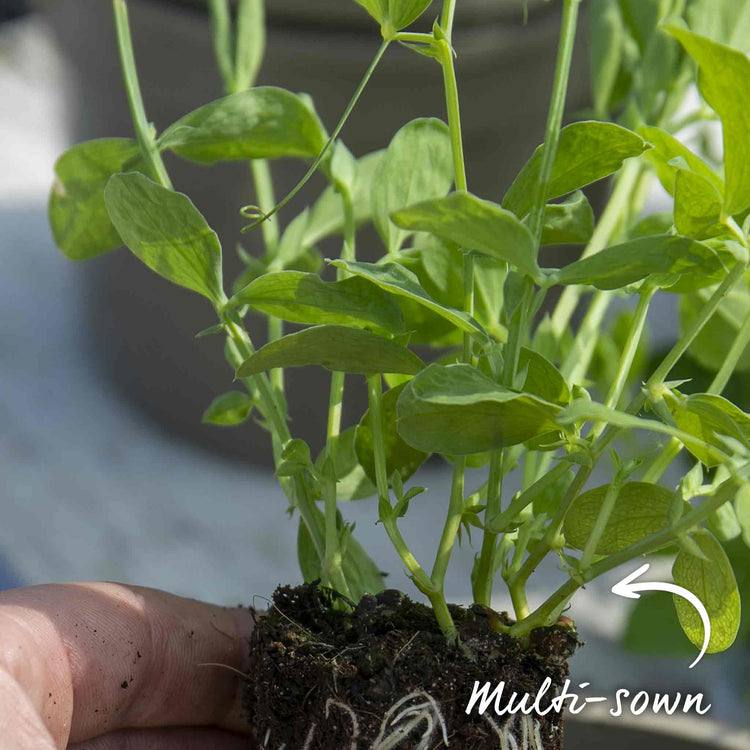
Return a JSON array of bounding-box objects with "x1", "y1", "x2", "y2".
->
[
  {"x1": 372, "y1": 118, "x2": 454, "y2": 254},
  {"x1": 202, "y1": 391, "x2": 254, "y2": 426},
  {"x1": 672, "y1": 528, "x2": 741, "y2": 654},
  {"x1": 158, "y1": 87, "x2": 328, "y2": 163},
  {"x1": 236, "y1": 325, "x2": 424, "y2": 376},
  {"x1": 564, "y1": 482, "x2": 676, "y2": 554},
  {"x1": 392, "y1": 191, "x2": 540, "y2": 280},
  {"x1": 356, "y1": 382, "x2": 429, "y2": 486},
  {"x1": 304, "y1": 150, "x2": 385, "y2": 247},
  {"x1": 638, "y1": 126, "x2": 724, "y2": 197},
  {"x1": 396, "y1": 363, "x2": 561, "y2": 455},
  {"x1": 330, "y1": 259, "x2": 488, "y2": 342},
  {"x1": 104, "y1": 173, "x2": 225, "y2": 305},
  {"x1": 681, "y1": 284, "x2": 750, "y2": 373},
  {"x1": 325, "y1": 427, "x2": 377, "y2": 501},
  {"x1": 540, "y1": 191, "x2": 595, "y2": 246},
  {"x1": 666, "y1": 26, "x2": 750, "y2": 215},
  {"x1": 230, "y1": 271, "x2": 403, "y2": 332},
  {"x1": 503, "y1": 122, "x2": 649, "y2": 219},
  {"x1": 674, "y1": 169, "x2": 724, "y2": 239},
  {"x1": 49, "y1": 139, "x2": 140, "y2": 260},
  {"x1": 354, "y1": 0, "x2": 434, "y2": 31},
  {"x1": 550, "y1": 235, "x2": 723, "y2": 291}
]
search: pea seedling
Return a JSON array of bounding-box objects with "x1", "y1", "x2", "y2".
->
[{"x1": 50, "y1": 0, "x2": 750, "y2": 666}]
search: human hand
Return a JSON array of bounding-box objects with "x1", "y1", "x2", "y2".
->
[{"x1": 0, "y1": 582, "x2": 253, "y2": 748}]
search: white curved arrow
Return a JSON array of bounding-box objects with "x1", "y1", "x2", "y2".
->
[{"x1": 611, "y1": 562, "x2": 710, "y2": 669}]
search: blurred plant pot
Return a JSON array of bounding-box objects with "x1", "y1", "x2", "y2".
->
[{"x1": 45, "y1": 0, "x2": 591, "y2": 465}]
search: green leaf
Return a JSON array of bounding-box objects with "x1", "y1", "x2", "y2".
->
[
  {"x1": 325, "y1": 427, "x2": 377, "y2": 501},
  {"x1": 230, "y1": 271, "x2": 403, "y2": 332},
  {"x1": 588, "y1": 0, "x2": 624, "y2": 118},
  {"x1": 502, "y1": 122, "x2": 649, "y2": 219},
  {"x1": 673, "y1": 169, "x2": 724, "y2": 239},
  {"x1": 330, "y1": 259, "x2": 488, "y2": 342},
  {"x1": 638, "y1": 126, "x2": 724, "y2": 197},
  {"x1": 236, "y1": 325, "x2": 424, "y2": 377},
  {"x1": 564, "y1": 481, "x2": 676, "y2": 554},
  {"x1": 342, "y1": 535, "x2": 386, "y2": 598},
  {"x1": 391, "y1": 191, "x2": 540, "y2": 281},
  {"x1": 672, "y1": 528, "x2": 741, "y2": 654},
  {"x1": 550, "y1": 235, "x2": 723, "y2": 291},
  {"x1": 276, "y1": 438, "x2": 314, "y2": 477},
  {"x1": 681, "y1": 284, "x2": 750, "y2": 373},
  {"x1": 620, "y1": 0, "x2": 670, "y2": 50},
  {"x1": 202, "y1": 391, "x2": 254, "y2": 426},
  {"x1": 104, "y1": 172, "x2": 225, "y2": 305},
  {"x1": 354, "y1": 0, "x2": 434, "y2": 31},
  {"x1": 304, "y1": 150, "x2": 385, "y2": 247},
  {"x1": 355, "y1": 382, "x2": 430, "y2": 486},
  {"x1": 671, "y1": 393, "x2": 750, "y2": 467},
  {"x1": 736, "y1": 485, "x2": 750, "y2": 547},
  {"x1": 665, "y1": 26, "x2": 750, "y2": 215},
  {"x1": 49, "y1": 139, "x2": 140, "y2": 260},
  {"x1": 396, "y1": 363, "x2": 561, "y2": 455},
  {"x1": 372, "y1": 118, "x2": 454, "y2": 254},
  {"x1": 518, "y1": 347, "x2": 571, "y2": 406},
  {"x1": 540, "y1": 191, "x2": 595, "y2": 246},
  {"x1": 297, "y1": 517, "x2": 322, "y2": 583},
  {"x1": 158, "y1": 87, "x2": 328, "y2": 164}
]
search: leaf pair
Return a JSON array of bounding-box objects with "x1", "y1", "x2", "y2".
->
[
  {"x1": 396, "y1": 364, "x2": 561, "y2": 455},
  {"x1": 353, "y1": 0, "x2": 433, "y2": 33}
]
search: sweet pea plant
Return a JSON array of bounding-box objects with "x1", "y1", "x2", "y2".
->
[{"x1": 50, "y1": 0, "x2": 750, "y2": 661}]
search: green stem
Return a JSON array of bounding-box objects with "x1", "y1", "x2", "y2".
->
[
  {"x1": 440, "y1": 0, "x2": 457, "y2": 39},
  {"x1": 427, "y1": 34, "x2": 469, "y2": 635},
  {"x1": 643, "y1": 303, "x2": 750, "y2": 483},
  {"x1": 527, "y1": 0, "x2": 582, "y2": 247},
  {"x1": 243, "y1": 39, "x2": 390, "y2": 230},
  {"x1": 579, "y1": 479, "x2": 622, "y2": 570},
  {"x1": 510, "y1": 477, "x2": 742, "y2": 638},
  {"x1": 550, "y1": 159, "x2": 642, "y2": 339},
  {"x1": 647, "y1": 262, "x2": 746, "y2": 389},
  {"x1": 113, "y1": 0, "x2": 172, "y2": 189},
  {"x1": 367, "y1": 375, "x2": 439, "y2": 612},
  {"x1": 473, "y1": 451, "x2": 503, "y2": 606},
  {"x1": 207, "y1": 0, "x2": 234, "y2": 92}
]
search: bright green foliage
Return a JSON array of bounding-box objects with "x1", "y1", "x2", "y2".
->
[
  {"x1": 588, "y1": 0, "x2": 624, "y2": 118},
  {"x1": 396, "y1": 364, "x2": 561, "y2": 455},
  {"x1": 304, "y1": 150, "x2": 384, "y2": 247},
  {"x1": 104, "y1": 172, "x2": 225, "y2": 305},
  {"x1": 672, "y1": 529, "x2": 741, "y2": 653},
  {"x1": 158, "y1": 88, "x2": 328, "y2": 163},
  {"x1": 540, "y1": 191, "x2": 594, "y2": 246},
  {"x1": 331, "y1": 259, "x2": 487, "y2": 341},
  {"x1": 371, "y1": 119, "x2": 454, "y2": 254},
  {"x1": 638, "y1": 126, "x2": 723, "y2": 197},
  {"x1": 670, "y1": 393, "x2": 750, "y2": 467},
  {"x1": 673, "y1": 169, "x2": 724, "y2": 239},
  {"x1": 666, "y1": 26, "x2": 750, "y2": 216},
  {"x1": 392, "y1": 191, "x2": 540, "y2": 280},
  {"x1": 49, "y1": 139, "x2": 140, "y2": 260},
  {"x1": 353, "y1": 0, "x2": 433, "y2": 32},
  {"x1": 551, "y1": 235, "x2": 723, "y2": 290},
  {"x1": 236, "y1": 325, "x2": 424, "y2": 376},
  {"x1": 325, "y1": 427, "x2": 378, "y2": 501},
  {"x1": 681, "y1": 284, "x2": 750, "y2": 372},
  {"x1": 564, "y1": 482, "x2": 676, "y2": 554},
  {"x1": 230, "y1": 271, "x2": 404, "y2": 332},
  {"x1": 47, "y1": 0, "x2": 750, "y2": 654},
  {"x1": 356, "y1": 383, "x2": 430, "y2": 486},
  {"x1": 502, "y1": 122, "x2": 649, "y2": 219},
  {"x1": 202, "y1": 391, "x2": 254, "y2": 426}
]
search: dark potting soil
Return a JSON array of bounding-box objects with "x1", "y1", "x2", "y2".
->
[{"x1": 245, "y1": 584, "x2": 580, "y2": 749}]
